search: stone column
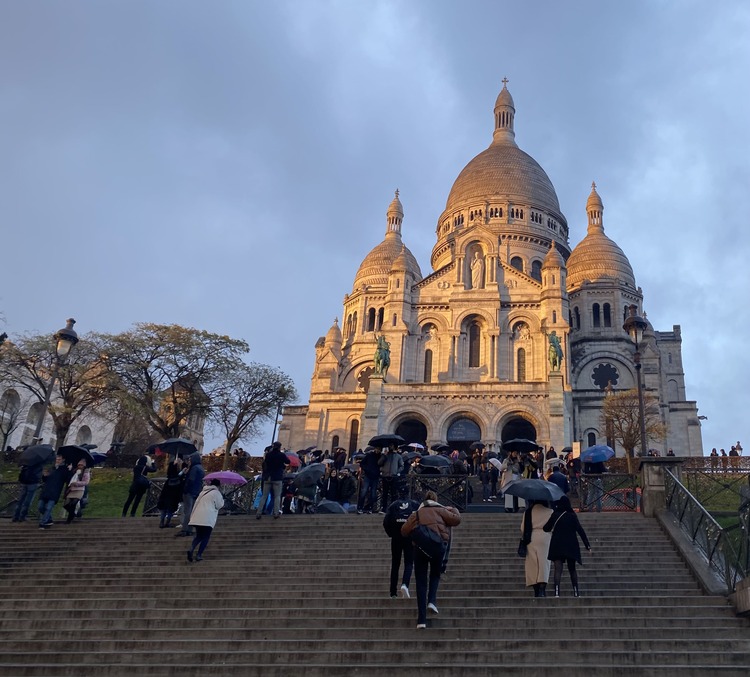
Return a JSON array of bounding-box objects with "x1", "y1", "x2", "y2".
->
[
  {"x1": 639, "y1": 457, "x2": 685, "y2": 518},
  {"x1": 548, "y1": 372, "x2": 565, "y2": 450},
  {"x1": 360, "y1": 375, "x2": 384, "y2": 445}
]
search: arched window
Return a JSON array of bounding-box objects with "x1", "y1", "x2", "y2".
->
[
  {"x1": 517, "y1": 348, "x2": 526, "y2": 382},
  {"x1": 367, "y1": 308, "x2": 376, "y2": 332},
  {"x1": 348, "y1": 420, "x2": 359, "y2": 455},
  {"x1": 392, "y1": 313, "x2": 397, "y2": 327},
  {"x1": 424, "y1": 349, "x2": 433, "y2": 383},
  {"x1": 377, "y1": 308, "x2": 384, "y2": 330},
  {"x1": 603, "y1": 303, "x2": 611, "y2": 327},
  {"x1": 396, "y1": 279, "x2": 400, "y2": 289},
  {"x1": 587, "y1": 432, "x2": 597, "y2": 448},
  {"x1": 510, "y1": 256, "x2": 524, "y2": 272},
  {"x1": 574, "y1": 307, "x2": 581, "y2": 330},
  {"x1": 352, "y1": 311, "x2": 357, "y2": 335},
  {"x1": 593, "y1": 303, "x2": 601, "y2": 328},
  {"x1": 75, "y1": 425, "x2": 92, "y2": 446},
  {"x1": 20, "y1": 402, "x2": 45, "y2": 447},
  {"x1": 331, "y1": 434, "x2": 339, "y2": 452},
  {"x1": 345, "y1": 314, "x2": 352, "y2": 337},
  {"x1": 552, "y1": 310, "x2": 557, "y2": 324},
  {"x1": 468, "y1": 322, "x2": 481, "y2": 368},
  {"x1": 531, "y1": 260, "x2": 542, "y2": 281}
]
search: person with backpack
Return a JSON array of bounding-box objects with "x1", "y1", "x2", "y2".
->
[
  {"x1": 13, "y1": 461, "x2": 44, "y2": 522},
  {"x1": 122, "y1": 452, "x2": 156, "y2": 517},
  {"x1": 401, "y1": 490, "x2": 461, "y2": 629},
  {"x1": 383, "y1": 485, "x2": 419, "y2": 599}
]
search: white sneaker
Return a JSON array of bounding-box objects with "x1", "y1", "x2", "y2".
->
[
  {"x1": 416, "y1": 623, "x2": 426, "y2": 629},
  {"x1": 427, "y1": 603, "x2": 439, "y2": 615},
  {"x1": 399, "y1": 584, "x2": 410, "y2": 599}
]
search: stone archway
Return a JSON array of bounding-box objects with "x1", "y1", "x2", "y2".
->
[
  {"x1": 446, "y1": 417, "x2": 481, "y2": 453},
  {"x1": 501, "y1": 416, "x2": 537, "y2": 443},
  {"x1": 395, "y1": 419, "x2": 427, "y2": 447}
]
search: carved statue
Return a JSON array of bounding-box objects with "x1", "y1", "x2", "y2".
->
[
  {"x1": 471, "y1": 251, "x2": 485, "y2": 289},
  {"x1": 548, "y1": 331, "x2": 563, "y2": 372},
  {"x1": 374, "y1": 334, "x2": 391, "y2": 380}
]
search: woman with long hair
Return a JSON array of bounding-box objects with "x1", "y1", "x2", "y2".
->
[
  {"x1": 543, "y1": 495, "x2": 592, "y2": 597},
  {"x1": 521, "y1": 499, "x2": 553, "y2": 597}
]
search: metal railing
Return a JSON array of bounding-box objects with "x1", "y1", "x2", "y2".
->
[
  {"x1": 578, "y1": 473, "x2": 639, "y2": 512},
  {"x1": 664, "y1": 468, "x2": 748, "y2": 593}
]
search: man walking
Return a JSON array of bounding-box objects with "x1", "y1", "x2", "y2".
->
[
  {"x1": 13, "y1": 461, "x2": 44, "y2": 522},
  {"x1": 38, "y1": 454, "x2": 70, "y2": 529},
  {"x1": 357, "y1": 448, "x2": 381, "y2": 514},
  {"x1": 378, "y1": 445, "x2": 404, "y2": 513},
  {"x1": 176, "y1": 452, "x2": 204, "y2": 537},
  {"x1": 255, "y1": 441, "x2": 290, "y2": 520}
]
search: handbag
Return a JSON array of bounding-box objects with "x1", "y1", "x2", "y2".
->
[
  {"x1": 410, "y1": 509, "x2": 447, "y2": 560},
  {"x1": 517, "y1": 539, "x2": 528, "y2": 558}
]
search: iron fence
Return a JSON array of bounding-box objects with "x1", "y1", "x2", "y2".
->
[
  {"x1": 664, "y1": 468, "x2": 748, "y2": 593},
  {"x1": 578, "y1": 473, "x2": 639, "y2": 512}
]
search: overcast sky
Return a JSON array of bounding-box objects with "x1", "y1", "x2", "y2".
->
[{"x1": 1, "y1": 1, "x2": 748, "y2": 455}]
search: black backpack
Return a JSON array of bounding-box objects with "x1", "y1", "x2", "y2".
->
[{"x1": 383, "y1": 499, "x2": 417, "y2": 538}]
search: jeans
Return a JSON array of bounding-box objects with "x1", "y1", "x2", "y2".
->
[
  {"x1": 390, "y1": 536, "x2": 415, "y2": 596},
  {"x1": 190, "y1": 525, "x2": 213, "y2": 557},
  {"x1": 122, "y1": 485, "x2": 149, "y2": 517},
  {"x1": 358, "y1": 475, "x2": 378, "y2": 512},
  {"x1": 381, "y1": 476, "x2": 399, "y2": 512},
  {"x1": 14, "y1": 483, "x2": 39, "y2": 521},
  {"x1": 256, "y1": 480, "x2": 282, "y2": 517},
  {"x1": 38, "y1": 499, "x2": 56, "y2": 525},
  {"x1": 181, "y1": 493, "x2": 196, "y2": 534},
  {"x1": 414, "y1": 546, "x2": 442, "y2": 625}
]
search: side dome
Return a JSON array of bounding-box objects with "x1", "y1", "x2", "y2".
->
[
  {"x1": 566, "y1": 183, "x2": 636, "y2": 289},
  {"x1": 353, "y1": 191, "x2": 422, "y2": 289}
]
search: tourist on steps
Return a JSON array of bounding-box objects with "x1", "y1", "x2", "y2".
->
[
  {"x1": 383, "y1": 484, "x2": 420, "y2": 599},
  {"x1": 186, "y1": 479, "x2": 225, "y2": 562},
  {"x1": 520, "y1": 500, "x2": 553, "y2": 597},
  {"x1": 543, "y1": 495, "x2": 592, "y2": 597},
  {"x1": 401, "y1": 490, "x2": 461, "y2": 629},
  {"x1": 121, "y1": 452, "x2": 156, "y2": 517}
]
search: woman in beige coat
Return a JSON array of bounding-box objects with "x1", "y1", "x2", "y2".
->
[{"x1": 521, "y1": 500, "x2": 553, "y2": 597}]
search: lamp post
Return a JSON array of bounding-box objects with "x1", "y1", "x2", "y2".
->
[
  {"x1": 270, "y1": 387, "x2": 287, "y2": 445},
  {"x1": 623, "y1": 305, "x2": 648, "y2": 457},
  {"x1": 32, "y1": 318, "x2": 79, "y2": 444}
]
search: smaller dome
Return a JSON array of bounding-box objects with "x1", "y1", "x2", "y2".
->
[
  {"x1": 542, "y1": 241, "x2": 565, "y2": 269},
  {"x1": 586, "y1": 182, "x2": 603, "y2": 211},
  {"x1": 387, "y1": 189, "x2": 404, "y2": 219},
  {"x1": 354, "y1": 234, "x2": 422, "y2": 288},
  {"x1": 495, "y1": 80, "x2": 515, "y2": 109},
  {"x1": 325, "y1": 318, "x2": 342, "y2": 347}
]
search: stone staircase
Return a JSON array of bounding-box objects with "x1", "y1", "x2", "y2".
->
[{"x1": 1, "y1": 512, "x2": 749, "y2": 676}]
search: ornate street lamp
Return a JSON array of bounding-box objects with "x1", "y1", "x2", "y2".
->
[
  {"x1": 270, "y1": 386, "x2": 287, "y2": 445},
  {"x1": 623, "y1": 305, "x2": 648, "y2": 457},
  {"x1": 32, "y1": 318, "x2": 79, "y2": 443}
]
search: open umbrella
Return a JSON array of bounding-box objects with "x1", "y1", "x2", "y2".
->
[
  {"x1": 352, "y1": 452, "x2": 365, "y2": 461},
  {"x1": 316, "y1": 499, "x2": 347, "y2": 514},
  {"x1": 18, "y1": 444, "x2": 55, "y2": 467},
  {"x1": 204, "y1": 471, "x2": 247, "y2": 486},
  {"x1": 487, "y1": 451, "x2": 498, "y2": 459},
  {"x1": 419, "y1": 454, "x2": 451, "y2": 469},
  {"x1": 294, "y1": 462, "x2": 326, "y2": 488},
  {"x1": 285, "y1": 452, "x2": 302, "y2": 469},
  {"x1": 406, "y1": 442, "x2": 425, "y2": 451},
  {"x1": 503, "y1": 478, "x2": 564, "y2": 503},
  {"x1": 58, "y1": 445, "x2": 95, "y2": 467},
  {"x1": 580, "y1": 445, "x2": 615, "y2": 464},
  {"x1": 90, "y1": 451, "x2": 109, "y2": 465},
  {"x1": 404, "y1": 451, "x2": 423, "y2": 461},
  {"x1": 489, "y1": 457, "x2": 503, "y2": 472},
  {"x1": 368, "y1": 434, "x2": 405, "y2": 448},
  {"x1": 154, "y1": 438, "x2": 198, "y2": 457},
  {"x1": 503, "y1": 438, "x2": 540, "y2": 453},
  {"x1": 430, "y1": 443, "x2": 450, "y2": 453},
  {"x1": 469, "y1": 441, "x2": 485, "y2": 450}
]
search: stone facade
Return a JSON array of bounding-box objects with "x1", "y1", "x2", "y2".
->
[{"x1": 279, "y1": 84, "x2": 702, "y2": 458}]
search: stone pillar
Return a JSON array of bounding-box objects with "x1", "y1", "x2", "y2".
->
[
  {"x1": 360, "y1": 375, "x2": 384, "y2": 446},
  {"x1": 548, "y1": 372, "x2": 565, "y2": 450},
  {"x1": 639, "y1": 457, "x2": 685, "y2": 518}
]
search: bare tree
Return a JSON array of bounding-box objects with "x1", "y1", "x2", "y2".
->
[
  {"x1": 210, "y1": 363, "x2": 297, "y2": 470},
  {"x1": 100, "y1": 323, "x2": 249, "y2": 441},
  {"x1": 601, "y1": 388, "x2": 667, "y2": 473},
  {"x1": 0, "y1": 388, "x2": 27, "y2": 450},
  {"x1": 0, "y1": 333, "x2": 114, "y2": 448}
]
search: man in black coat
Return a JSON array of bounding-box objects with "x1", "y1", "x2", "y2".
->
[
  {"x1": 357, "y1": 448, "x2": 381, "y2": 514},
  {"x1": 38, "y1": 454, "x2": 70, "y2": 529},
  {"x1": 547, "y1": 464, "x2": 570, "y2": 495},
  {"x1": 383, "y1": 486, "x2": 420, "y2": 599},
  {"x1": 13, "y1": 461, "x2": 44, "y2": 522},
  {"x1": 255, "y1": 441, "x2": 290, "y2": 520}
]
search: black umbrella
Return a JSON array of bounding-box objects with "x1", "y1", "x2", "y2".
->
[
  {"x1": 368, "y1": 434, "x2": 405, "y2": 448},
  {"x1": 150, "y1": 438, "x2": 197, "y2": 457},
  {"x1": 502, "y1": 438, "x2": 540, "y2": 453},
  {"x1": 419, "y1": 454, "x2": 451, "y2": 468},
  {"x1": 487, "y1": 451, "x2": 498, "y2": 459},
  {"x1": 294, "y1": 462, "x2": 326, "y2": 488},
  {"x1": 352, "y1": 452, "x2": 365, "y2": 461},
  {"x1": 58, "y1": 445, "x2": 95, "y2": 467},
  {"x1": 316, "y1": 499, "x2": 347, "y2": 514},
  {"x1": 469, "y1": 441, "x2": 485, "y2": 450},
  {"x1": 18, "y1": 444, "x2": 55, "y2": 467},
  {"x1": 404, "y1": 451, "x2": 423, "y2": 461},
  {"x1": 561, "y1": 447, "x2": 573, "y2": 455},
  {"x1": 430, "y1": 443, "x2": 450, "y2": 452},
  {"x1": 503, "y1": 478, "x2": 564, "y2": 502}
]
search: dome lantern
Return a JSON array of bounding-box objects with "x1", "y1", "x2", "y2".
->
[
  {"x1": 493, "y1": 77, "x2": 516, "y2": 146},
  {"x1": 586, "y1": 182, "x2": 604, "y2": 232},
  {"x1": 386, "y1": 189, "x2": 404, "y2": 236}
]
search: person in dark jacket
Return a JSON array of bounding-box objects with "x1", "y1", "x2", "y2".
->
[
  {"x1": 337, "y1": 467, "x2": 357, "y2": 511},
  {"x1": 543, "y1": 495, "x2": 592, "y2": 597},
  {"x1": 157, "y1": 456, "x2": 185, "y2": 528},
  {"x1": 38, "y1": 454, "x2": 70, "y2": 529},
  {"x1": 378, "y1": 446, "x2": 404, "y2": 513},
  {"x1": 13, "y1": 461, "x2": 44, "y2": 522},
  {"x1": 357, "y1": 448, "x2": 381, "y2": 514},
  {"x1": 122, "y1": 452, "x2": 156, "y2": 517},
  {"x1": 401, "y1": 490, "x2": 461, "y2": 629},
  {"x1": 177, "y1": 452, "x2": 204, "y2": 536},
  {"x1": 383, "y1": 486, "x2": 420, "y2": 599},
  {"x1": 255, "y1": 441, "x2": 290, "y2": 520},
  {"x1": 547, "y1": 465, "x2": 570, "y2": 494}
]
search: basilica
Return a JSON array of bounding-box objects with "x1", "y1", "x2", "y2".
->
[{"x1": 279, "y1": 83, "x2": 703, "y2": 457}]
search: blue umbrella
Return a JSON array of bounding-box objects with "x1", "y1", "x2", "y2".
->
[{"x1": 580, "y1": 445, "x2": 615, "y2": 463}]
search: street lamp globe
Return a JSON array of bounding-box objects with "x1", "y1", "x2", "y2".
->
[
  {"x1": 55, "y1": 318, "x2": 79, "y2": 359},
  {"x1": 623, "y1": 305, "x2": 647, "y2": 347}
]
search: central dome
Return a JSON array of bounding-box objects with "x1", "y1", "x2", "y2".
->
[{"x1": 445, "y1": 144, "x2": 561, "y2": 214}]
